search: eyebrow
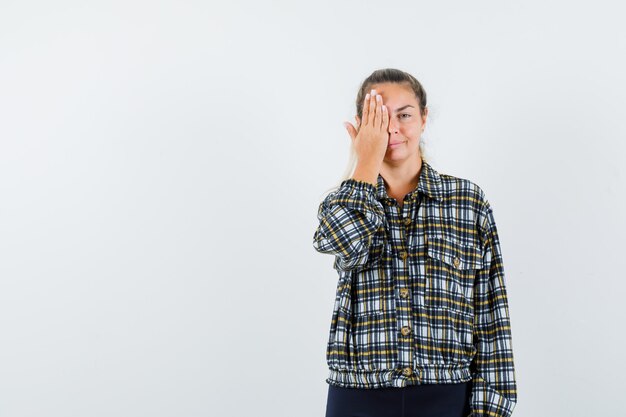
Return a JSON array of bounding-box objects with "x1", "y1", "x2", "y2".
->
[{"x1": 393, "y1": 105, "x2": 415, "y2": 113}]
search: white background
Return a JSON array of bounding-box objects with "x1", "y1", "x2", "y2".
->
[{"x1": 1, "y1": 1, "x2": 625, "y2": 416}]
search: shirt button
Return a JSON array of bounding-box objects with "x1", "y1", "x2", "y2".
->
[
  {"x1": 453, "y1": 257, "x2": 460, "y2": 268},
  {"x1": 400, "y1": 251, "x2": 408, "y2": 260},
  {"x1": 402, "y1": 367, "x2": 412, "y2": 376},
  {"x1": 401, "y1": 326, "x2": 411, "y2": 336},
  {"x1": 403, "y1": 217, "x2": 411, "y2": 226},
  {"x1": 400, "y1": 288, "x2": 409, "y2": 298}
]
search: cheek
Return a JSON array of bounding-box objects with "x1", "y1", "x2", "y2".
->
[{"x1": 400, "y1": 123, "x2": 420, "y2": 134}]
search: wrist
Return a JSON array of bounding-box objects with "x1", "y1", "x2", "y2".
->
[{"x1": 352, "y1": 163, "x2": 380, "y2": 186}]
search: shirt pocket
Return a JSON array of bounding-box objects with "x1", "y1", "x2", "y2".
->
[{"x1": 424, "y1": 234, "x2": 483, "y2": 318}]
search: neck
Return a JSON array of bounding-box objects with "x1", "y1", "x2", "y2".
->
[{"x1": 380, "y1": 154, "x2": 423, "y2": 194}]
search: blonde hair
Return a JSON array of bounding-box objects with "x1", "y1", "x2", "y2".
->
[{"x1": 322, "y1": 68, "x2": 430, "y2": 197}]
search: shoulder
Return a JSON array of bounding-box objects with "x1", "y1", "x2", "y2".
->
[
  {"x1": 433, "y1": 168, "x2": 496, "y2": 233},
  {"x1": 436, "y1": 169, "x2": 489, "y2": 208}
]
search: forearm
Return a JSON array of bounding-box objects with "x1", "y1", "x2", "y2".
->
[{"x1": 312, "y1": 178, "x2": 384, "y2": 271}]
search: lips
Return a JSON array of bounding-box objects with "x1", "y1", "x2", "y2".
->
[{"x1": 389, "y1": 141, "x2": 406, "y2": 147}]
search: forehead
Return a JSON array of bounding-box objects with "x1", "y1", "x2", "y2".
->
[{"x1": 370, "y1": 82, "x2": 416, "y2": 103}]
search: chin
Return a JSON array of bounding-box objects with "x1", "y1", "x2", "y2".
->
[{"x1": 384, "y1": 153, "x2": 408, "y2": 162}]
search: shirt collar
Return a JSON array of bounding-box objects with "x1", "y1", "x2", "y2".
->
[{"x1": 375, "y1": 160, "x2": 443, "y2": 202}]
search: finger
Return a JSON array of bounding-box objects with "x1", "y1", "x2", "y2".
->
[
  {"x1": 345, "y1": 122, "x2": 357, "y2": 141},
  {"x1": 367, "y1": 91, "x2": 377, "y2": 126},
  {"x1": 354, "y1": 117, "x2": 361, "y2": 134},
  {"x1": 361, "y1": 93, "x2": 370, "y2": 126},
  {"x1": 374, "y1": 93, "x2": 382, "y2": 128},
  {"x1": 381, "y1": 104, "x2": 388, "y2": 131}
]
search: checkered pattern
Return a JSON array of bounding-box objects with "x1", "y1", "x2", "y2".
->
[{"x1": 313, "y1": 160, "x2": 517, "y2": 417}]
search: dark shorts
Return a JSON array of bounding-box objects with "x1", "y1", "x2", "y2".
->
[{"x1": 325, "y1": 381, "x2": 472, "y2": 417}]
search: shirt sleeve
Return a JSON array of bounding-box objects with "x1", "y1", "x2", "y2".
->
[
  {"x1": 470, "y1": 198, "x2": 518, "y2": 417},
  {"x1": 312, "y1": 178, "x2": 385, "y2": 271}
]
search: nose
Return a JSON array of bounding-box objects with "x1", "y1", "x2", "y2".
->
[{"x1": 388, "y1": 119, "x2": 399, "y2": 135}]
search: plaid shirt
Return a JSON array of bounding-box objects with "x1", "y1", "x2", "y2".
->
[{"x1": 313, "y1": 160, "x2": 517, "y2": 417}]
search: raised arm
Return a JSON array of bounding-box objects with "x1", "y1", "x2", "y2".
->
[{"x1": 314, "y1": 88, "x2": 390, "y2": 271}]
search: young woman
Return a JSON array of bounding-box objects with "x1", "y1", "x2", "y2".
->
[{"x1": 313, "y1": 69, "x2": 517, "y2": 417}]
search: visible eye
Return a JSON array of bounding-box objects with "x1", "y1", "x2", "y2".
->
[{"x1": 400, "y1": 114, "x2": 411, "y2": 119}]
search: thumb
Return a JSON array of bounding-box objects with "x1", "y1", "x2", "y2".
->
[{"x1": 343, "y1": 122, "x2": 357, "y2": 141}]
